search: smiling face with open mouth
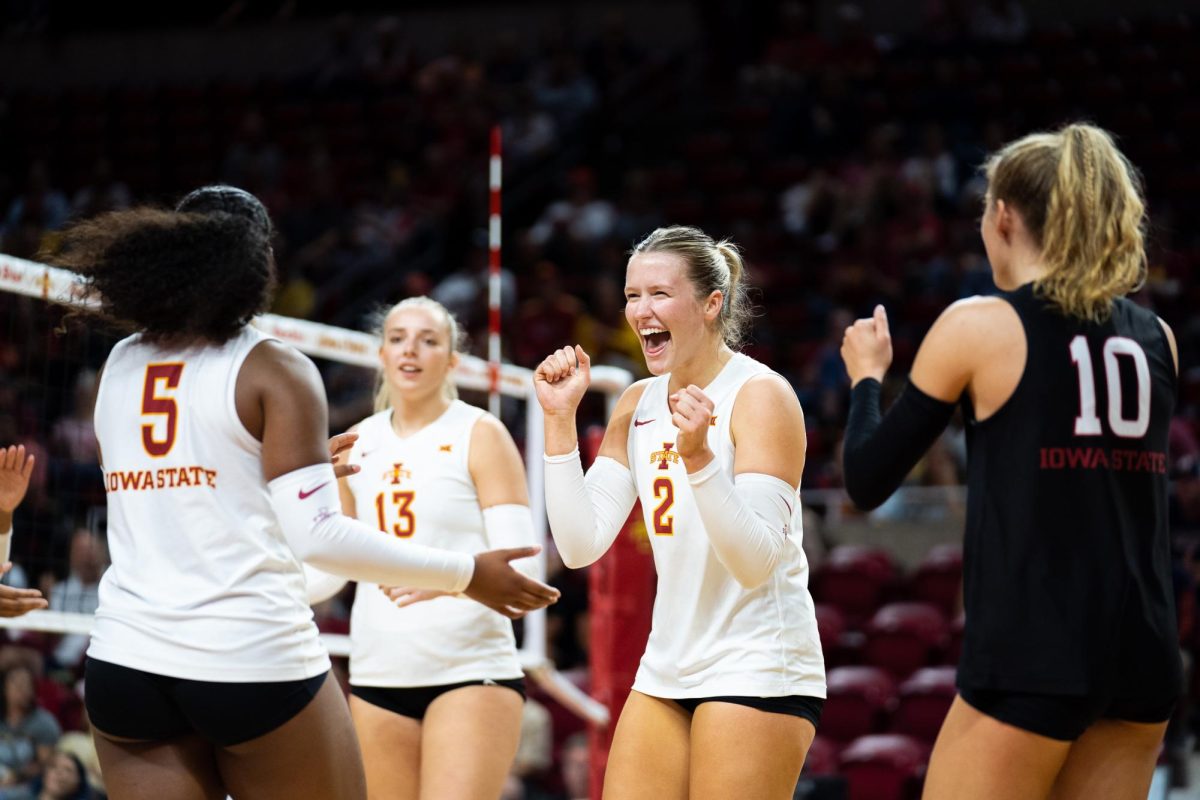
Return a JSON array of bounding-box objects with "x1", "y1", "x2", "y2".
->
[
  {"x1": 624, "y1": 250, "x2": 718, "y2": 377},
  {"x1": 378, "y1": 304, "x2": 457, "y2": 403}
]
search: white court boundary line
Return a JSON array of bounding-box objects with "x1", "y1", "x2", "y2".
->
[{"x1": 0, "y1": 253, "x2": 631, "y2": 725}]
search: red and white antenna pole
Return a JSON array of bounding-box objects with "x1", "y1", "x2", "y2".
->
[{"x1": 488, "y1": 125, "x2": 503, "y2": 418}]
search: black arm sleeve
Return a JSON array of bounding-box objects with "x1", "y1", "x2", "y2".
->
[{"x1": 842, "y1": 378, "x2": 957, "y2": 510}]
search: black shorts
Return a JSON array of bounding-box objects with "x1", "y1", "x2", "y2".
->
[
  {"x1": 85, "y1": 658, "x2": 328, "y2": 747},
  {"x1": 669, "y1": 694, "x2": 824, "y2": 729},
  {"x1": 959, "y1": 685, "x2": 1177, "y2": 742},
  {"x1": 351, "y1": 678, "x2": 526, "y2": 721}
]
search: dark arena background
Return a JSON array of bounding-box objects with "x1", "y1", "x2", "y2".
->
[{"x1": 2, "y1": 1, "x2": 1199, "y2": 798}]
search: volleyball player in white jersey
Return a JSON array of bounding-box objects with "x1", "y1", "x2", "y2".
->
[
  {"x1": 535, "y1": 226, "x2": 825, "y2": 800},
  {"x1": 52, "y1": 185, "x2": 558, "y2": 800},
  {"x1": 304, "y1": 296, "x2": 533, "y2": 800}
]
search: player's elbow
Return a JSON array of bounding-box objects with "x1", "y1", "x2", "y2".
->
[
  {"x1": 842, "y1": 452, "x2": 891, "y2": 511},
  {"x1": 558, "y1": 548, "x2": 597, "y2": 571}
]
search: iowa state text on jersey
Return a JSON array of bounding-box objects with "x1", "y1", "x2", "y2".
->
[
  {"x1": 1038, "y1": 447, "x2": 1167, "y2": 474},
  {"x1": 105, "y1": 466, "x2": 218, "y2": 492}
]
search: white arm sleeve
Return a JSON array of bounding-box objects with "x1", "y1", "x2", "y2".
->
[
  {"x1": 269, "y1": 463, "x2": 474, "y2": 593},
  {"x1": 543, "y1": 450, "x2": 637, "y2": 569},
  {"x1": 482, "y1": 504, "x2": 540, "y2": 579},
  {"x1": 302, "y1": 564, "x2": 348, "y2": 605},
  {"x1": 687, "y1": 459, "x2": 795, "y2": 589}
]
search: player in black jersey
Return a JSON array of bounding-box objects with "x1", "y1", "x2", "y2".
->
[{"x1": 840, "y1": 122, "x2": 1180, "y2": 799}]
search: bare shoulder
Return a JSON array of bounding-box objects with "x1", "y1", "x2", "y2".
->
[
  {"x1": 929, "y1": 295, "x2": 1020, "y2": 339},
  {"x1": 470, "y1": 411, "x2": 518, "y2": 451},
  {"x1": 735, "y1": 372, "x2": 804, "y2": 423},
  {"x1": 1157, "y1": 316, "x2": 1179, "y2": 376},
  {"x1": 614, "y1": 378, "x2": 654, "y2": 416},
  {"x1": 245, "y1": 338, "x2": 320, "y2": 377}
]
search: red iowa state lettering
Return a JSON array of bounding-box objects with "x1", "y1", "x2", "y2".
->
[{"x1": 1039, "y1": 448, "x2": 1167, "y2": 474}]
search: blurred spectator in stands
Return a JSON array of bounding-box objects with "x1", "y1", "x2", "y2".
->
[
  {"x1": 220, "y1": 110, "x2": 283, "y2": 194},
  {"x1": 48, "y1": 531, "x2": 105, "y2": 672},
  {"x1": 560, "y1": 732, "x2": 589, "y2": 800},
  {"x1": 584, "y1": 11, "x2": 644, "y2": 91},
  {"x1": 969, "y1": 0, "x2": 1028, "y2": 43},
  {"x1": 527, "y1": 168, "x2": 616, "y2": 249},
  {"x1": 514, "y1": 261, "x2": 584, "y2": 368},
  {"x1": 0, "y1": 749, "x2": 91, "y2": 800},
  {"x1": 361, "y1": 16, "x2": 413, "y2": 90},
  {"x1": 612, "y1": 171, "x2": 663, "y2": 247},
  {"x1": 69, "y1": 158, "x2": 130, "y2": 220},
  {"x1": 502, "y1": 88, "x2": 558, "y2": 167},
  {"x1": 511, "y1": 695, "x2": 553, "y2": 785},
  {"x1": 312, "y1": 14, "x2": 363, "y2": 92},
  {"x1": 900, "y1": 123, "x2": 958, "y2": 208},
  {"x1": 54, "y1": 694, "x2": 102, "y2": 797},
  {"x1": 49, "y1": 372, "x2": 97, "y2": 468},
  {"x1": 0, "y1": 665, "x2": 60, "y2": 787},
  {"x1": 532, "y1": 51, "x2": 598, "y2": 127},
  {"x1": 3, "y1": 163, "x2": 68, "y2": 238}
]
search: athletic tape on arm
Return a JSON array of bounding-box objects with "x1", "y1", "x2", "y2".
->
[
  {"x1": 687, "y1": 460, "x2": 794, "y2": 589},
  {"x1": 543, "y1": 451, "x2": 637, "y2": 569},
  {"x1": 269, "y1": 463, "x2": 473, "y2": 593}
]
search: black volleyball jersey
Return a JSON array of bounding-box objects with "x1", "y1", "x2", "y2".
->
[{"x1": 958, "y1": 283, "x2": 1180, "y2": 696}]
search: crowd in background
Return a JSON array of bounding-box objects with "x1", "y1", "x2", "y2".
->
[{"x1": 1, "y1": 1, "x2": 1199, "y2": 797}]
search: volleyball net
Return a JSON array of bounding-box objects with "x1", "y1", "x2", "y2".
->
[{"x1": 0, "y1": 252, "x2": 632, "y2": 725}]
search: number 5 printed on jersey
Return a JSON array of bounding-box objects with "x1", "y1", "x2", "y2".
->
[{"x1": 141, "y1": 363, "x2": 185, "y2": 457}]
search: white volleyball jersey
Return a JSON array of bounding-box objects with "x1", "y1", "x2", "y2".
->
[
  {"x1": 89, "y1": 327, "x2": 330, "y2": 682},
  {"x1": 343, "y1": 401, "x2": 522, "y2": 687},
  {"x1": 628, "y1": 353, "x2": 825, "y2": 699}
]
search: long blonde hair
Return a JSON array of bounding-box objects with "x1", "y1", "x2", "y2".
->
[
  {"x1": 372, "y1": 296, "x2": 464, "y2": 412},
  {"x1": 984, "y1": 122, "x2": 1147, "y2": 322}
]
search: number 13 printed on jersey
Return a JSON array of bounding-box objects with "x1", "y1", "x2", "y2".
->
[{"x1": 376, "y1": 491, "x2": 417, "y2": 538}]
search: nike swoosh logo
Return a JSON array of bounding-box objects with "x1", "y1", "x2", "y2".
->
[
  {"x1": 298, "y1": 482, "x2": 330, "y2": 500},
  {"x1": 634, "y1": 419, "x2": 655, "y2": 427}
]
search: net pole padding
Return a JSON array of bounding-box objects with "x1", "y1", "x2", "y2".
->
[{"x1": 487, "y1": 125, "x2": 503, "y2": 419}]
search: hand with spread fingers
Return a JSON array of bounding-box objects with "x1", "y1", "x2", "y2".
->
[
  {"x1": 670, "y1": 385, "x2": 716, "y2": 471},
  {"x1": 840, "y1": 304, "x2": 893, "y2": 387},
  {"x1": 0, "y1": 445, "x2": 35, "y2": 515},
  {"x1": 466, "y1": 546, "x2": 560, "y2": 619},
  {"x1": 533, "y1": 345, "x2": 592, "y2": 417},
  {"x1": 327, "y1": 432, "x2": 360, "y2": 480}
]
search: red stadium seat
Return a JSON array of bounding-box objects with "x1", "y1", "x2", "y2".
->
[
  {"x1": 839, "y1": 734, "x2": 929, "y2": 800},
  {"x1": 864, "y1": 603, "x2": 949, "y2": 678},
  {"x1": 893, "y1": 666, "x2": 958, "y2": 743},
  {"x1": 812, "y1": 545, "x2": 899, "y2": 627},
  {"x1": 821, "y1": 666, "x2": 897, "y2": 744},
  {"x1": 907, "y1": 544, "x2": 962, "y2": 616},
  {"x1": 802, "y1": 735, "x2": 841, "y2": 776}
]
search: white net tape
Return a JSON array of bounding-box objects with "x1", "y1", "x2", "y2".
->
[{"x1": 0, "y1": 253, "x2": 632, "y2": 724}]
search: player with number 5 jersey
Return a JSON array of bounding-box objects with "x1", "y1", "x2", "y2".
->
[
  {"x1": 535, "y1": 226, "x2": 824, "y2": 800},
  {"x1": 57, "y1": 186, "x2": 557, "y2": 800},
  {"x1": 841, "y1": 123, "x2": 1181, "y2": 800}
]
